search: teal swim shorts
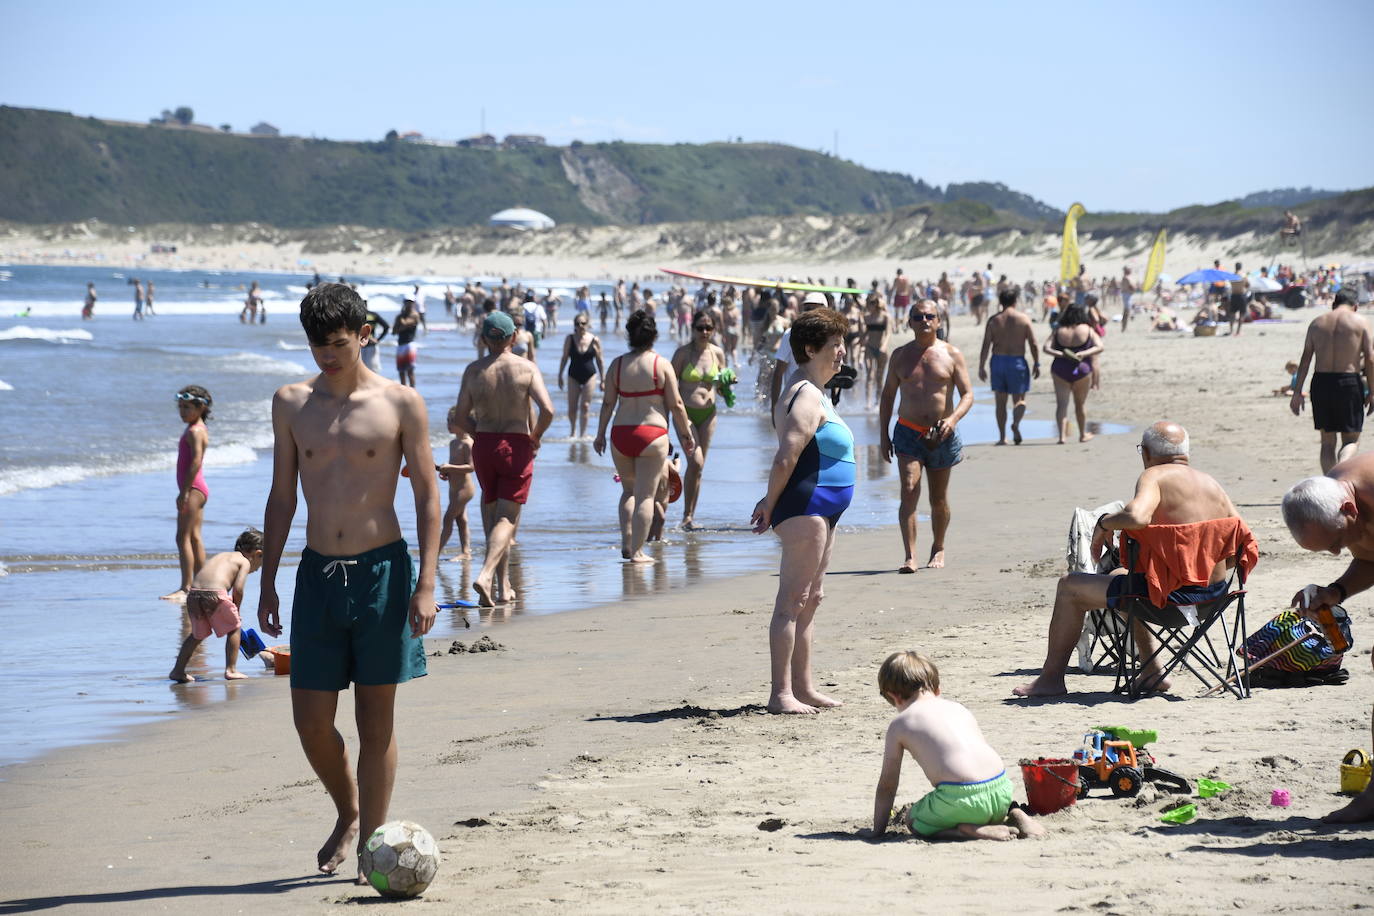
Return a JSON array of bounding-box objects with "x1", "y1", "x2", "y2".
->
[
  {"x1": 908, "y1": 771, "x2": 1013, "y2": 837},
  {"x1": 290, "y1": 539, "x2": 427, "y2": 691}
]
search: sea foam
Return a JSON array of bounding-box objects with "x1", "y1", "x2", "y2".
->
[{"x1": 0, "y1": 325, "x2": 94, "y2": 343}]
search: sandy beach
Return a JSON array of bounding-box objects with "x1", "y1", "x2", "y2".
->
[{"x1": 3, "y1": 262, "x2": 1371, "y2": 914}]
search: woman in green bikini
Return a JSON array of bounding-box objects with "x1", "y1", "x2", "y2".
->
[{"x1": 671, "y1": 311, "x2": 728, "y2": 530}]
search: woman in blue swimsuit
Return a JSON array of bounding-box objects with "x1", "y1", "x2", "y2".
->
[{"x1": 751, "y1": 308, "x2": 855, "y2": 715}]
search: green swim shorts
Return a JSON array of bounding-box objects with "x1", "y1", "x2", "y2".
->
[
  {"x1": 908, "y1": 771, "x2": 1013, "y2": 837},
  {"x1": 290, "y1": 539, "x2": 427, "y2": 691}
]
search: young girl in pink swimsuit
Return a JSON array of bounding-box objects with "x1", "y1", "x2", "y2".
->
[{"x1": 162, "y1": 385, "x2": 212, "y2": 601}]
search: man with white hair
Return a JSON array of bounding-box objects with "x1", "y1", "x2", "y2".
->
[
  {"x1": 1283, "y1": 454, "x2": 1374, "y2": 824},
  {"x1": 1013, "y1": 421, "x2": 1254, "y2": 697}
]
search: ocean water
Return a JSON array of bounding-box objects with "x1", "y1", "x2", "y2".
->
[{"x1": 0, "y1": 263, "x2": 1106, "y2": 768}]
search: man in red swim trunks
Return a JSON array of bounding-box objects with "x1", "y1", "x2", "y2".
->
[{"x1": 452, "y1": 311, "x2": 555, "y2": 606}]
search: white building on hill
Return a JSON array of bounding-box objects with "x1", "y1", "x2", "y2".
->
[{"x1": 488, "y1": 207, "x2": 556, "y2": 231}]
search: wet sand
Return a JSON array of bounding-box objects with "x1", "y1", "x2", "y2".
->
[{"x1": 3, "y1": 308, "x2": 1372, "y2": 913}]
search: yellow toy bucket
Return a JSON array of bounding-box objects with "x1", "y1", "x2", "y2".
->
[{"x1": 1340, "y1": 749, "x2": 1371, "y2": 794}]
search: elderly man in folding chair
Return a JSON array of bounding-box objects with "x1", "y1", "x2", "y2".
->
[
  {"x1": 1014, "y1": 421, "x2": 1257, "y2": 698},
  {"x1": 1284, "y1": 454, "x2": 1374, "y2": 824}
]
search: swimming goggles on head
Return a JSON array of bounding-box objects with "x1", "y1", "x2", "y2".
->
[{"x1": 176, "y1": 392, "x2": 208, "y2": 404}]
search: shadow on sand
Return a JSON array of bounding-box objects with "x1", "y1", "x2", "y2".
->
[
  {"x1": 589, "y1": 703, "x2": 768, "y2": 724},
  {"x1": 0, "y1": 874, "x2": 356, "y2": 914}
]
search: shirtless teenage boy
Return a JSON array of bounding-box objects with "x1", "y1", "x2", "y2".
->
[
  {"x1": 452, "y1": 311, "x2": 554, "y2": 606},
  {"x1": 978, "y1": 287, "x2": 1040, "y2": 445},
  {"x1": 880, "y1": 301, "x2": 973, "y2": 572},
  {"x1": 1291, "y1": 290, "x2": 1374, "y2": 471},
  {"x1": 891, "y1": 268, "x2": 912, "y2": 320},
  {"x1": 258, "y1": 283, "x2": 441, "y2": 880}
]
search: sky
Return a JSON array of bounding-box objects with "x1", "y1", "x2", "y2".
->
[{"x1": 4, "y1": 0, "x2": 1372, "y2": 213}]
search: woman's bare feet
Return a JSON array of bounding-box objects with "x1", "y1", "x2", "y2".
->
[
  {"x1": 768, "y1": 693, "x2": 819, "y2": 714},
  {"x1": 795, "y1": 690, "x2": 842, "y2": 708},
  {"x1": 1011, "y1": 675, "x2": 1067, "y2": 697},
  {"x1": 318, "y1": 816, "x2": 359, "y2": 874},
  {"x1": 160, "y1": 589, "x2": 188, "y2": 603},
  {"x1": 472, "y1": 576, "x2": 495, "y2": 607}
]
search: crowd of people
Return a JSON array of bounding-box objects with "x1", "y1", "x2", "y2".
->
[{"x1": 142, "y1": 260, "x2": 1374, "y2": 884}]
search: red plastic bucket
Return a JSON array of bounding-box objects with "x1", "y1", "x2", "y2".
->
[{"x1": 1020, "y1": 758, "x2": 1079, "y2": 815}]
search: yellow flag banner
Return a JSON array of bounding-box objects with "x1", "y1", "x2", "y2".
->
[
  {"x1": 1060, "y1": 203, "x2": 1086, "y2": 284},
  {"x1": 1140, "y1": 228, "x2": 1167, "y2": 294}
]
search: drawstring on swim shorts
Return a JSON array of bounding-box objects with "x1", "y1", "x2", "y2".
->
[{"x1": 322, "y1": 559, "x2": 359, "y2": 586}]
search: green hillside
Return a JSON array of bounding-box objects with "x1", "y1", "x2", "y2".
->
[{"x1": 0, "y1": 106, "x2": 952, "y2": 228}]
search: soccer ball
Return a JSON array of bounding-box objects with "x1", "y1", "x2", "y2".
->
[{"x1": 360, "y1": 820, "x2": 440, "y2": 898}]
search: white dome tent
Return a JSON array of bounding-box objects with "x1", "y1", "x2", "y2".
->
[{"x1": 488, "y1": 207, "x2": 556, "y2": 231}]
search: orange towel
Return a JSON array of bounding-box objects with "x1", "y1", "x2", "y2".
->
[{"x1": 1121, "y1": 517, "x2": 1258, "y2": 608}]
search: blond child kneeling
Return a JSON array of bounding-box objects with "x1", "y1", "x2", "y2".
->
[
  {"x1": 867, "y1": 650, "x2": 1045, "y2": 841},
  {"x1": 168, "y1": 528, "x2": 264, "y2": 682}
]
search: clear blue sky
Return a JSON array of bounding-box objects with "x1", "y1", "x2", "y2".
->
[{"x1": 5, "y1": 0, "x2": 1371, "y2": 212}]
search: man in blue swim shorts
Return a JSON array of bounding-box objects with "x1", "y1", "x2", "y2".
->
[
  {"x1": 978, "y1": 286, "x2": 1041, "y2": 445},
  {"x1": 880, "y1": 301, "x2": 974, "y2": 573},
  {"x1": 258, "y1": 283, "x2": 441, "y2": 881}
]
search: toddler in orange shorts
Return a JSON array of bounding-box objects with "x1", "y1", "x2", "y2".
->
[{"x1": 169, "y1": 528, "x2": 264, "y2": 682}]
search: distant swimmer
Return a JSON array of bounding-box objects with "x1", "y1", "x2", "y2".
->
[
  {"x1": 132, "y1": 278, "x2": 145, "y2": 321},
  {"x1": 168, "y1": 528, "x2": 263, "y2": 683},
  {"x1": 978, "y1": 286, "x2": 1040, "y2": 445},
  {"x1": 891, "y1": 267, "x2": 912, "y2": 320},
  {"x1": 452, "y1": 312, "x2": 555, "y2": 605},
  {"x1": 595, "y1": 310, "x2": 695, "y2": 563},
  {"x1": 671, "y1": 309, "x2": 728, "y2": 529},
  {"x1": 1290, "y1": 290, "x2": 1374, "y2": 471},
  {"x1": 82, "y1": 281, "x2": 97, "y2": 320},
  {"x1": 361, "y1": 304, "x2": 389, "y2": 372},
  {"x1": 412, "y1": 284, "x2": 427, "y2": 332},
  {"x1": 145, "y1": 279, "x2": 156, "y2": 316},
  {"x1": 240, "y1": 281, "x2": 262, "y2": 323},
  {"x1": 880, "y1": 302, "x2": 973, "y2": 572},
  {"x1": 558, "y1": 313, "x2": 605, "y2": 439},
  {"x1": 393, "y1": 299, "x2": 421, "y2": 387}
]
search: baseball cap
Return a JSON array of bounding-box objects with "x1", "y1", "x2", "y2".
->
[
  {"x1": 482, "y1": 311, "x2": 515, "y2": 340},
  {"x1": 802, "y1": 291, "x2": 828, "y2": 308}
]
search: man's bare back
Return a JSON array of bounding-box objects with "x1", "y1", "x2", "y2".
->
[
  {"x1": 1325, "y1": 454, "x2": 1374, "y2": 560},
  {"x1": 1305, "y1": 308, "x2": 1371, "y2": 375},
  {"x1": 459, "y1": 352, "x2": 546, "y2": 435},
  {"x1": 890, "y1": 339, "x2": 963, "y2": 425},
  {"x1": 983, "y1": 307, "x2": 1035, "y2": 357},
  {"x1": 1129, "y1": 463, "x2": 1240, "y2": 582},
  {"x1": 275, "y1": 374, "x2": 430, "y2": 555}
]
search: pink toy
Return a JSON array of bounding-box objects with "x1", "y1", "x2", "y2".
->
[{"x1": 1270, "y1": 789, "x2": 1291, "y2": 807}]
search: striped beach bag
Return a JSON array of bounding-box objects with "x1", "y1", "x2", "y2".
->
[{"x1": 1241, "y1": 608, "x2": 1353, "y2": 687}]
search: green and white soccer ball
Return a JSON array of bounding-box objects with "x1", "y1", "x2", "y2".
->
[{"x1": 360, "y1": 820, "x2": 440, "y2": 898}]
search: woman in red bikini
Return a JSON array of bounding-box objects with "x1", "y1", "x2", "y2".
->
[
  {"x1": 162, "y1": 385, "x2": 212, "y2": 601},
  {"x1": 594, "y1": 310, "x2": 695, "y2": 563}
]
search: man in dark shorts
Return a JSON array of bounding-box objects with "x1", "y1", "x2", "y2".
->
[
  {"x1": 1291, "y1": 290, "x2": 1374, "y2": 471},
  {"x1": 258, "y1": 283, "x2": 441, "y2": 881},
  {"x1": 1227, "y1": 262, "x2": 1250, "y2": 337},
  {"x1": 978, "y1": 287, "x2": 1040, "y2": 445},
  {"x1": 453, "y1": 311, "x2": 554, "y2": 606},
  {"x1": 879, "y1": 302, "x2": 973, "y2": 573},
  {"x1": 1013, "y1": 422, "x2": 1255, "y2": 698}
]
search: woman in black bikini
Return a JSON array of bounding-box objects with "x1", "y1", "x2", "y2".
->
[
  {"x1": 1043, "y1": 304, "x2": 1104, "y2": 444},
  {"x1": 863, "y1": 293, "x2": 890, "y2": 408},
  {"x1": 558, "y1": 314, "x2": 604, "y2": 439}
]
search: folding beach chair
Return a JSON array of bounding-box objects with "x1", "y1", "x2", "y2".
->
[
  {"x1": 1104, "y1": 528, "x2": 1252, "y2": 700},
  {"x1": 1068, "y1": 501, "x2": 1126, "y2": 673}
]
